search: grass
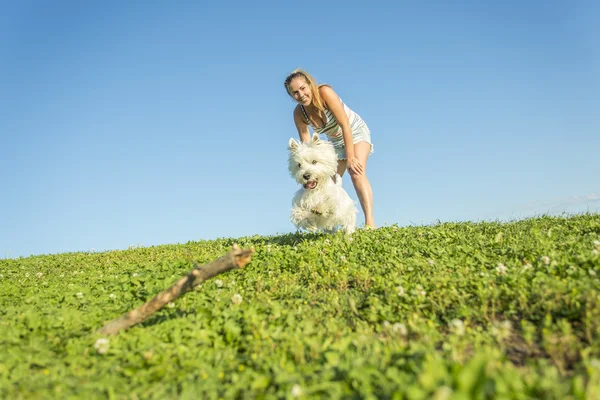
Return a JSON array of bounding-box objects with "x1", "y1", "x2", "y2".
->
[{"x1": 1, "y1": 214, "x2": 600, "y2": 399}]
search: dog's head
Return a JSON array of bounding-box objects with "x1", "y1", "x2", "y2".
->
[{"x1": 288, "y1": 133, "x2": 338, "y2": 190}]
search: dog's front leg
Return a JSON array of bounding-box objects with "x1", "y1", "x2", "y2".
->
[
  {"x1": 291, "y1": 206, "x2": 319, "y2": 232},
  {"x1": 299, "y1": 215, "x2": 319, "y2": 232}
]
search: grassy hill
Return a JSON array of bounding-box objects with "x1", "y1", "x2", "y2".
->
[{"x1": 1, "y1": 214, "x2": 600, "y2": 399}]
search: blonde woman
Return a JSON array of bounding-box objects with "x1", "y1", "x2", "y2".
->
[{"x1": 284, "y1": 69, "x2": 375, "y2": 228}]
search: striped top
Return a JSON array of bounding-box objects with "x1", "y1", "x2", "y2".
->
[{"x1": 300, "y1": 98, "x2": 366, "y2": 146}]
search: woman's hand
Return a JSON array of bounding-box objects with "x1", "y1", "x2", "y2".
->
[{"x1": 347, "y1": 155, "x2": 363, "y2": 175}]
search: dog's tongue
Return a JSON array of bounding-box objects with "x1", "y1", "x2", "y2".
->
[{"x1": 305, "y1": 181, "x2": 317, "y2": 189}]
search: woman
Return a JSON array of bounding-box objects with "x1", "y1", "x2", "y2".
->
[{"x1": 284, "y1": 69, "x2": 376, "y2": 228}]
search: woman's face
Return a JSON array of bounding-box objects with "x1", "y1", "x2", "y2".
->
[{"x1": 288, "y1": 77, "x2": 312, "y2": 106}]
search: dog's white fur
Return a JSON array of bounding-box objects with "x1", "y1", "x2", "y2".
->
[{"x1": 288, "y1": 133, "x2": 357, "y2": 234}]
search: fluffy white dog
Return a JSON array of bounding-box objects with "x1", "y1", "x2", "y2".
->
[{"x1": 288, "y1": 133, "x2": 357, "y2": 234}]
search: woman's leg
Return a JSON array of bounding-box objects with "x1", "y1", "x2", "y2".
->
[
  {"x1": 337, "y1": 160, "x2": 347, "y2": 177},
  {"x1": 348, "y1": 142, "x2": 375, "y2": 228}
]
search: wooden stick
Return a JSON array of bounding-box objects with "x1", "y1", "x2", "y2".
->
[{"x1": 98, "y1": 244, "x2": 254, "y2": 335}]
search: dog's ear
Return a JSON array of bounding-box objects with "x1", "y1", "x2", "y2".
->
[
  {"x1": 288, "y1": 138, "x2": 299, "y2": 150},
  {"x1": 311, "y1": 133, "x2": 320, "y2": 144}
]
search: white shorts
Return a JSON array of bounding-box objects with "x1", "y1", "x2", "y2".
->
[{"x1": 331, "y1": 123, "x2": 374, "y2": 160}]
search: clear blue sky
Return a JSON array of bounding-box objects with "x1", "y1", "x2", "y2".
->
[{"x1": 1, "y1": 0, "x2": 599, "y2": 258}]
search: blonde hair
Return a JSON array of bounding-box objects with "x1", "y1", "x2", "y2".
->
[{"x1": 284, "y1": 69, "x2": 329, "y2": 112}]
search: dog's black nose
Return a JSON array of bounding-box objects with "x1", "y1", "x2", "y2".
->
[{"x1": 303, "y1": 173, "x2": 311, "y2": 180}]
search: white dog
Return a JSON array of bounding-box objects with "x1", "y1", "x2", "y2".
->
[{"x1": 288, "y1": 133, "x2": 357, "y2": 234}]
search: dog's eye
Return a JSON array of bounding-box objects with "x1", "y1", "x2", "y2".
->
[
  {"x1": 311, "y1": 160, "x2": 317, "y2": 164},
  {"x1": 298, "y1": 163, "x2": 301, "y2": 167}
]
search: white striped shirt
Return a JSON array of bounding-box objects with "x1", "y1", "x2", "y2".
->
[{"x1": 300, "y1": 98, "x2": 366, "y2": 147}]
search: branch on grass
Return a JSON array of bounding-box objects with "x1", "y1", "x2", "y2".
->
[{"x1": 97, "y1": 244, "x2": 254, "y2": 336}]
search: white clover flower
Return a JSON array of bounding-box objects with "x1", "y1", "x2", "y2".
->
[
  {"x1": 412, "y1": 285, "x2": 426, "y2": 297},
  {"x1": 109, "y1": 293, "x2": 116, "y2": 299},
  {"x1": 167, "y1": 302, "x2": 175, "y2": 308},
  {"x1": 491, "y1": 320, "x2": 512, "y2": 340},
  {"x1": 129, "y1": 245, "x2": 134, "y2": 250},
  {"x1": 396, "y1": 285, "x2": 405, "y2": 296},
  {"x1": 383, "y1": 320, "x2": 391, "y2": 328},
  {"x1": 36, "y1": 272, "x2": 43, "y2": 278},
  {"x1": 593, "y1": 249, "x2": 599, "y2": 256},
  {"x1": 433, "y1": 386, "x2": 453, "y2": 400},
  {"x1": 215, "y1": 279, "x2": 223, "y2": 288},
  {"x1": 541, "y1": 256, "x2": 550, "y2": 265},
  {"x1": 94, "y1": 338, "x2": 110, "y2": 354},
  {"x1": 449, "y1": 319, "x2": 465, "y2": 336},
  {"x1": 590, "y1": 269, "x2": 597, "y2": 277},
  {"x1": 522, "y1": 263, "x2": 533, "y2": 271},
  {"x1": 291, "y1": 384, "x2": 303, "y2": 398},
  {"x1": 496, "y1": 263, "x2": 508, "y2": 275},
  {"x1": 340, "y1": 255, "x2": 347, "y2": 262},
  {"x1": 427, "y1": 259, "x2": 435, "y2": 266},
  {"x1": 228, "y1": 280, "x2": 236, "y2": 287},
  {"x1": 76, "y1": 292, "x2": 84, "y2": 298},
  {"x1": 392, "y1": 323, "x2": 408, "y2": 336},
  {"x1": 232, "y1": 293, "x2": 243, "y2": 305},
  {"x1": 594, "y1": 240, "x2": 600, "y2": 250},
  {"x1": 132, "y1": 272, "x2": 139, "y2": 277}
]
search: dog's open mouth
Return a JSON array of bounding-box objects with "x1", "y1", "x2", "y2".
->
[{"x1": 304, "y1": 180, "x2": 318, "y2": 189}]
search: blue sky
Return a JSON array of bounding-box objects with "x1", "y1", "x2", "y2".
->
[{"x1": 1, "y1": 0, "x2": 598, "y2": 258}]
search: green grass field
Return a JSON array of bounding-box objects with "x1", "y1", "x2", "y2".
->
[{"x1": 1, "y1": 214, "x2": 600, "y2": 399}]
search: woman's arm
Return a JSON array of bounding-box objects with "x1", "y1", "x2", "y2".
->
[
  {"x1": 319, "y1": 86, "x2": 363, "y2": 174},
  {"x1": 293, "y1": 105, "x2": 311, "y2": 143}
]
